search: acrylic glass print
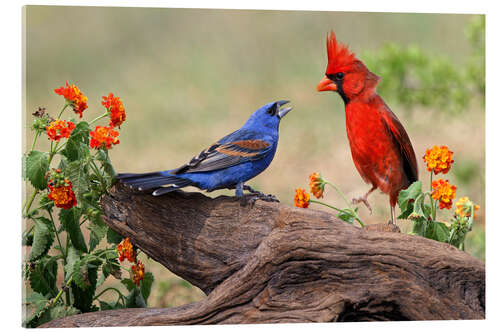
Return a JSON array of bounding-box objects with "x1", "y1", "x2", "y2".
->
[{"x1": 22, "y1": 6, "x2": 485, "y2": 327}]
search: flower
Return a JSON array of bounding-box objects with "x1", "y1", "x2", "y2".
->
[
  {"x1": 294, "y1": 188, "x2": 310, "y2": 208},
  {"x1": 117, "y1": 237, "x2": 135, "y2": 263},
  {"x1": 45, "y1": 119, "x2": 76, "y2": 141},
  {"x1": 431, "y1": 179, "x2": 457, "y2": 210},
  {"x1": 455, "y1": 196, "x2": 480, "y2": 218},
  {"x1": 308, "y1": 172, "x2": 325, "y2": 199},
  {"x1": 54, "y1": 82, "x2": 88, "y2": 118},
  {"x1": 47, "y1": 180, "x2": 77, "y2": 209},
  {"x1": 423, "y1": 145, "x2": 454, "y2": 175},
  {"x1": 131, "y1": 260, "x2": 145, "y2": 286},
  {"x1": 102, "y1": 93, "x2": 126, "y2": 128},
  {"x1": 89, "y1": 126, "x2": 120, "y2": 149}
]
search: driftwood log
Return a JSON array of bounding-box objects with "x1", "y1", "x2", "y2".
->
[{"x1": 43, "y1": 184, "x2": 485, "y2": 327}]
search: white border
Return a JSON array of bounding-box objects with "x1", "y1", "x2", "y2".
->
[{"x1": 4, "y1": 1, "x2": 498, "y2": 332}]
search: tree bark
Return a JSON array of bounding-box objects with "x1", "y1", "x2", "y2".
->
[{"x1": 43, "y1": 184, "x2": 485, "y2": 327}]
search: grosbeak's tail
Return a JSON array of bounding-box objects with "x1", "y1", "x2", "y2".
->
[{"x1": 117, "y1": 172, "x2": 193, "y2": 196}]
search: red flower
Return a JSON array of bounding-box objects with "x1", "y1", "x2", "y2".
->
[
  {"x1": 308, "y1": 172, "x2": 325, "y2": 199},
  {"x1": 117, "y1": 237, "x2": 136, "y2": 263},
  {"x1": 54, "y1": 82, "x2": 88, "y2": 118},
  {"x1": 45, "y1": 119, "x2": 76, "y2": 141},
  {"x1": 89, "y1": 126, "x2": 120, "y2": 150},
  {"x1": 131, "y1": 260, "x2": 145, "y2": 286},
  {"x1": 423, "y1": 145, "x2": 454, "y2": 175},
  {"x1": 47, "y1": 180, "x2": 77, "y2": 209},
  {"x1": 294, "y1": 188, "x2": 310, "y2": 208},
  {"x1": 102, "y1": 93, "x2": 126, "y2": 128},
  {"x1": 432, "y1": 179, "x2": 457, "y2": 210}
]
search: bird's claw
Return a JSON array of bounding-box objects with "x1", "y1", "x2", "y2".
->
[
  {"x1": 239, "y1": 193, "x2": 279, "y2": 207},
  {"x1": 351, "y1": 196, "x2": 372, "y2": 214}
]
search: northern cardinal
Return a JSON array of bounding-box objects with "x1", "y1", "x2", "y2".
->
[
  {"x1": 317, "y1": 31, "x2": 418, "y2": 224},
  {"x1": 118, "y1": 101, "x2": 292, "y2": 202}
]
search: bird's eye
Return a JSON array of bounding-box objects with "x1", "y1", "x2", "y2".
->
[{"x1": 335, "y1": 72, "x2": 345, "y2": 80}]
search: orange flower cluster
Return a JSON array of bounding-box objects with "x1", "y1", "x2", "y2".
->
[
  {"x1": 423, "y1": 145, "x2": 454, "y2": 175},
  {"x1": 131, "y1": 260, "x2": 145, "y2": 286},
  {"x1": 117, "y1": 237, "x2": 136, "y2": 263},
  {"x1": 47, "y1": 180, "x2": 77, "y2": 209},
  {"x1": 89, "y1": 126, "x2": 120, "y2": 150},
  {"x1": 431, "y1": 179, "x2": 457, "y2": 210},
  {"x1": 45, "y1": 119, "x2": 76, "y2": 141},
  {"x1": 455, "y1": 197, "x2": 480, "y2": 218},
  {"x1": 102, "y1": 93, "x2": 126, "y2": 128},
  {"x1": 54, "y1": 82, "x2": 88, "y2": 118},
  {"x1": 294, "y1": 188, "x2": 310, "y2": 208},
  {"x1": 308, "y1": 172, "x2": 325, "y2": 199}
]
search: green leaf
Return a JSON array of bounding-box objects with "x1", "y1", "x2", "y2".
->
[
  {"x1": 398, "y1": 181, "x2": 422, "y2": 213},
  {"x1": 23, "y1": 292, "x2": 49, "y2": 327},
  {"x1": 100, "y1": 251, "x2": 121, "y2": 284},
  {"x1": 38, "y1": 193, "x2": 54, "y2": 213},
  {"x1": 26, "y1": 151, "x2": 49, "y2": 190},
  {"x1": 96, "y1": 149, "x2": 117, "y2": 178},
  {"x1": 140, "y1": 272, "x2": 154, "y2": 304},
  {"x1": 121, "y1": 278, "x2": 135, "y2": 291},
  {"x1": 29, "y1": 257, "x2": 58, "y2": 297},
  {"x1": 88, "y1": 215, "x2": 107, "y2": 251},
  {"x1": 107, "y1": 227, "x2": 123, "y2": 244},
  {"x1": 62, "y1": 121, "x2": 90, "y2": 162},
  {"x1": 65, "y1": 160, "x2": 89, "y2": 201},
  {"x1": 22, "y1": 228, "x2": 34, "y2": 246},
  {"x1": 337, "y1": 210, "x2": 355, "y2": 224},
  {"x1": 72, "y1": 259, "x2": 87, "y2": 290},
  {"x1": 411, "y1": 217, "x2": 428, "y2": 237},
  {"x1": 64, "y1": 245, "x2": 81, "y2": 280},
  {"x1": 426, "y1": 221, "x2": 450, "y2": 243},
  {"x1": 71, "y1": 263, "x2": 98, "y2": 312},
  {"x1": 125, "y1": 287, "x2": 146, "y2": 308},
  {"x1": 59, "y1": 207, "x2": 87, "y2": 253},
  {"x1": 35, "y1": 305, "x2": 80, "y2": 327},
  {"x1": 29, "y1": 217, "x2": 55, "y2": 261},
  {"x1": 99, "y1": 300, "x2": 124, "y2": 311}
]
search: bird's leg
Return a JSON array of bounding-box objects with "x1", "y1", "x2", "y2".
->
[
  {"x1": 235, "y1": 182, "x2": 252, "y2": 206},
  {"x1": 389, "y1": 205, "x2": 397, "y2": 225},
  {"x1": 235, "y1": 182, "x2": 244, "y2": 197},
  {"x1": 243, "y1": 185, "x2": 280, "y2": 204},
  {"x1": 351, "y1": 186, "x2": 376, "y2": 214}
]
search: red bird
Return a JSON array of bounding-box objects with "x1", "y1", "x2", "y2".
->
[{"x1": 317, "y1": 31, "x2": 418, "y2": 224}]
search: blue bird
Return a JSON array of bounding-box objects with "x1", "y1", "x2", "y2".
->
[{"x1": 117, "y1": 100, "x2": 292, "y2": 202}]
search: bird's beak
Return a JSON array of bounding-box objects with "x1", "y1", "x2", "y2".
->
[
  {"x1": 317, "y1": 76, "x2": 337, "y2": 92},
  {"x1": 276, "y1": 100, "x2": 292, "y2": 119},
  {"x1": 278, "y1": 106, "x2": 292, "y2": 119}
]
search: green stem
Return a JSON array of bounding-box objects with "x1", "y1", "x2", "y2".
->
[
  {"x1": 52, "y1": 275, "x2": 73, "y2": 306},
  {"x1": 57, "y1": 102, "x2": 70, "y2": 119},
  {"x1": 89, "y1": 112, "x2": 109, "y2": 125},
  {"x1": 310, "y1": 199, "x2": 365, "y2": 228},
  {"x1": 31, "y1": 130, "x2": 40, "y2": 151},
  {"x1": 325, "y1": 181, "x2": 352, "y2": 209},
  {"x1": 93, "y1": 287, "x2": 126, "y2": 303},
  {"x1": 89, "y1": 159, "x2": 108, "y2": 192},
  {"x1": 48, "y1": 210, "x2": 66, "y2": 263},
  {"x1": 310, "y1": 199, "x2": 344, "y2": 213},
  {"x1": 23, "y1": 190, "x2": 39, "y2": 217}
]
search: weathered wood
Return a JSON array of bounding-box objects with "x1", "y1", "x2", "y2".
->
[{"x1": 43, "y1": 183, "x2": 485, "y2": 327}]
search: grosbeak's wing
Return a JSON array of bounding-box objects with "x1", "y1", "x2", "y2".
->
[
  {"x1": 170, "y1": 129, "x2": 273, "y2": 174},
  {"x1": 380, "y1": 106, "x2": 418, "y2": 184}
]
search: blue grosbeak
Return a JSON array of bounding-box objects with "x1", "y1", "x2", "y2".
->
[{"x1": 117, "y1": 100, "x2": 292, "y2": 202}]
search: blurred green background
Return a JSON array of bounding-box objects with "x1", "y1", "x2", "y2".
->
[{"x1": 24, "y1": 6, "x2": 485, "y2": 308}]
